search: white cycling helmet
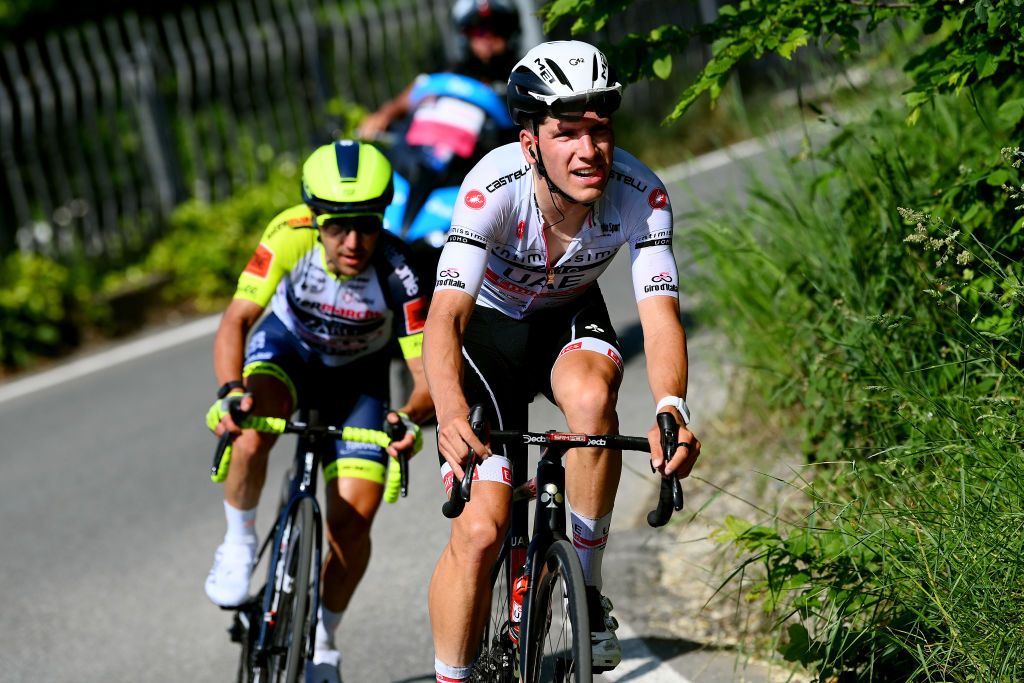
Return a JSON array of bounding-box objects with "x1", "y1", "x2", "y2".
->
[{"x1": 507, "y1": 40, "x2": 623, "y2": 125}]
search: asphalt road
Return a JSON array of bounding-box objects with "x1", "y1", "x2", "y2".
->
[{"x1": 0, "y1": 127, "x2": 815, "y2": 683}]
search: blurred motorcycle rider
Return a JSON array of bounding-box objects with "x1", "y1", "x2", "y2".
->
[{"x1": 357, "y1": 0, "x2": 521, "y2": 138}]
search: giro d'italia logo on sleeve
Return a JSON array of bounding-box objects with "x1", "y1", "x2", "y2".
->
[
  {"x1": 648, "y1": 188, "x2": 668, "y2": 210},
  {"x1": 464, "y1": 190, "x2": 486, "y2": 210},
  {"x1": 644, "y1": 271, "x2": 678, "y2": 294},
  {"x1": 437, "y1": 267, "x2": 466, "y2": 289}
]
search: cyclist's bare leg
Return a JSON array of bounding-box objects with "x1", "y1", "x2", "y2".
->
[
  {"x1": 551, "y1": 350, "x2": 623, "y2": 518},
  {"x1": 321, "y1": 477, "x2": 384, "y2": 612},
  {"x1": 428, "y1": 481, "x2": 511, "y2": 667},
  {"x1": 207, "y1": 374, "x2": 292, "y2": 607},
  {"x1": 223, "y1": 373, "x2": 292, "y2": 510}
]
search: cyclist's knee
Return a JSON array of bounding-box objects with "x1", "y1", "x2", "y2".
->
[
  {"x1": 450, "y1": 514, "x2": 505, "y2": 567},
  {"x1": 557, "y1": 381, "x2": 619, "y2": 431},
  {"x1": 324, "y1": 484, "x2": 377, "y2": 546},
  {"x1": 230, "y1": 431, "x2": 275, "y2": 466}
]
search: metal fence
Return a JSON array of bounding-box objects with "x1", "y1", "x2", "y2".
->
[{"x1": 0, "y1": 0, "x2": 714, "y2": 265}]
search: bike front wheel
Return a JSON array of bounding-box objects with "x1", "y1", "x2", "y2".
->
[
  {"x1": 255, "y1": 495, "x2": 316, "y2": 683},
  {"x1": 472, "y1": 538, "x2": 517, "y2": 682},
  {"x1": 523, "y1": 539, "x2": 591, "y2": 683}
]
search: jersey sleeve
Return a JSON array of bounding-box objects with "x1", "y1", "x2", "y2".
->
[
  {"x1": 233, "y1": 205, "x2": 316, "y2": 307},
  {"x1": 433, "y1": 151, "x2": 507, "y2": 299},
  {"x1": 377, "y1": 234, "x2": 429, "y2": 358},
  {"x1": 626, "y1": 182, "x2": 679, "y2": 302}
]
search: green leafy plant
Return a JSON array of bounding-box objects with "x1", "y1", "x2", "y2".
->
[
  {"x1": 541, "y1": 0, "x2": 1024, "y2": 126},
  {"x1": 694, "y1": 85, "x2": 1024, "y2": 679},
  {"x1": 0, "y1": 253, "x2": 83, "y2": 368}
]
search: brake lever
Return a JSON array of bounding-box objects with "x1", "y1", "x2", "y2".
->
[
  {"x1": 647, "y1": 412, "x2": 685, "y2": 527},
  {"x1": 441, "y1": 404, "x2": 490, "y2": 518},
  {"x1": 384, "y1": 414, "x2": 410, "y2": 499},
  {"x1": 460, "y1": 404, "x2": 489, "y2": 503}
]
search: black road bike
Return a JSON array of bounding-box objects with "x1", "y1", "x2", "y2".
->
[
  {"x1": 443, "y1": 406, "x2": 685, "y2": 683},
  {"x1": 210, "y1": 408, "x2": 409, "y2": 683}
]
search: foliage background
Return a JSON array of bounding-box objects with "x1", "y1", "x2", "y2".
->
[{"x1": 537, "y1": 0, "x2": 1024, "y2": 679}]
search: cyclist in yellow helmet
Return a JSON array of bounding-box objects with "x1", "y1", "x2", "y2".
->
[{"x1": 204, "y1": 140, "x2": 433, "y2": 683}]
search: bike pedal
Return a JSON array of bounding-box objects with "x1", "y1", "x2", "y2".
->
[{"x1": 218, "y1": 593, "x2": 259, "y2": 612}]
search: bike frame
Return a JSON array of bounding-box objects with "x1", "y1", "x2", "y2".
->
[
  {"x1": 514, "y1": 440, "x2": 571, "y2": 680},
  {"x1": 215, "y1": 405, "x2": 408, "y2": 682},
  {"x1": 450, "y1": 416, "x2": 682, "y2": 683},
  {"x1": 251, "y1": 419, "x2": 326, "y2": 668}
]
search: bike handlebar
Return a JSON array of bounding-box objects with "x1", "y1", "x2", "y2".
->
[
  {"x1": 441, "y1": 406, "x2": 686, "y2": 527},
  {"x1": 647, "y1": 412, "x2": 685, "y2": 527},
  {"x1": 441, "y1": 405, "x2": 487, "y2": 519},
  {"x1": 210, "y1": 409, "x2": 410, "y2": 501}
]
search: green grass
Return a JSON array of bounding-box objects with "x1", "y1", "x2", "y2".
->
[{"x1": 694, "y1": 78, "x2": 1024, "y2": 681}]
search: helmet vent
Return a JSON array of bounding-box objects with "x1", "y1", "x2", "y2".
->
[
  {"x1": 544, "y1": 58, "x2": 573, "y2": 89},
  {"x1": 334, "y1": 141, "x2": 360, "y2": 181}
]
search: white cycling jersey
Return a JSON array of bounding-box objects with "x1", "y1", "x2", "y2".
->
[{"x1": 434, "y1": 143, "x2": 678, "y2": 319}]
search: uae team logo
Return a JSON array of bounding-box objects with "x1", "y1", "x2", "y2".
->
[
  {"x1": 648, "y1": 188, "x2": 668, "y2": 209},
  {"x1": 464, "y1": 190, "x2": 487, "y2": 210}
]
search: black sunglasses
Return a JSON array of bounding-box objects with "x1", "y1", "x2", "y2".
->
[
  {"x1": 315, "y1": 213, "x2": 383, "y2": 237},
  {"x1": 537, "y1": 89, "x2": 622, "y2": 120}
]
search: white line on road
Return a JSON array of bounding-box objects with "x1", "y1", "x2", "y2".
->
[
  {"x1": 0, "y1": 314, "x2": 220, "y2": 405},
  {"x1": 600, "y1": 620, "x2": 695, "y2": 683},
  {"x1": 658, "y1": 126, "x2": 810, "y2": 185}
]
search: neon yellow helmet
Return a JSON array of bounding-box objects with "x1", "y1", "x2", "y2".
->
[{"x1": 301, "y1": 140, "x2": 394, "y2": 215}]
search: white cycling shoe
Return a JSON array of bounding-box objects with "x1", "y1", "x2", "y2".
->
[
  {"x1": 587, "y1": 587, "x2": 622, "y2": 672},
  {"x1": 306, "y1": 647, "x2": 342, "y2": 683},
  {"x1": 204, "y1": 539, "x2": 257, "y2": 607}
]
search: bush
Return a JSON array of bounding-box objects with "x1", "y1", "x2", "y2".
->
[
  {"x1": 0, "y1": 253, "x2": 84, "y2": 368},
  {"x1": 0, "y1": 165, "x2": 297, "y2": 372},
  {"x1": 144, "y1": 165, "x2": 297, "y2": 312},
  {"x1": 697, "y1": 82, "x2": 1024, "y2": 680}
]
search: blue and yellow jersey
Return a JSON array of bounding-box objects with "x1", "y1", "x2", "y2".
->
[{"x1": 235, "y1": 204, "x2": 426, "y2": 366}]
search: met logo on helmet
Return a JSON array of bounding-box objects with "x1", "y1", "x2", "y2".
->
[{"x1": 533, "y1": 58, "x2": 556, "y2": 84}]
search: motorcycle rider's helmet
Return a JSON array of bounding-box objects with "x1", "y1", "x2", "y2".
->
[
  {"x1": 301, "y1": 140, "x2": 394, "y2": 216},
  {"x1": 506, "y1": 40, "x2": 623, "y2": 126},
  {"x1": 452, "y1": 0, "x2": 520, "y2": 40}
]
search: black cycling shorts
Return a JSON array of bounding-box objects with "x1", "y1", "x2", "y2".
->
[{"x1": 445, "y1": 286, "x2": 623, "y2": 470}]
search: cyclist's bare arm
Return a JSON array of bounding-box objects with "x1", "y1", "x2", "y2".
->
[
  {"x1": 212, "y1": 298, "x2": 265, "y2": 434},
  {"x1": 383, "y1": 354, "x2": 434, "y2": 457},
  {"x1": 356, "y1": 81, "x2": 415, "y2": 138},
  {"x1": 637, "y1": 295, "x2": 700, "y2": 477},
  {"x1": 397, "y1": 355, "x2": 434, "y2": 425},
  {"x1": 423, "y1": 288, "x2": 491, "y2": 476}
]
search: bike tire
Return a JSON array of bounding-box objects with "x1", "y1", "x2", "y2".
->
[
  {"x1": 471, "y1": 539, "x2": 517, "y2": 682},
  {"x1": 523, "y1": 540, "x2": 591, "y2": 683},
  {"x1": 235, "y1": 605, "x2": 258, "y2": 683},
  {"x1": 258, "y1": 496, "x2": 316, "y2": 683}
]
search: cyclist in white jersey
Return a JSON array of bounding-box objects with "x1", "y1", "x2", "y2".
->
[{"x1": 423, "y1": 41, "x2": 701, "y2": 682}]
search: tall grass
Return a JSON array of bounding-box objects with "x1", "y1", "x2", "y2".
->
[{"x1": 695, "y1": 85, "x2": 1024, "y2": 681}]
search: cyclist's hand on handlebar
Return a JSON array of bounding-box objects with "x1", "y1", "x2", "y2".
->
[
  {"x1": 205, "y1": 391, "x2": 253, "y2": 437},
  {"x1": 384, "y1": 411, "x2": 423, "y2": 458},
  {"x1": 648, "y1": 412, "x2": 701, "y2": 479},
  {"x1": 436, "y1": 411, "x2": 491, "y2": 479}
]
